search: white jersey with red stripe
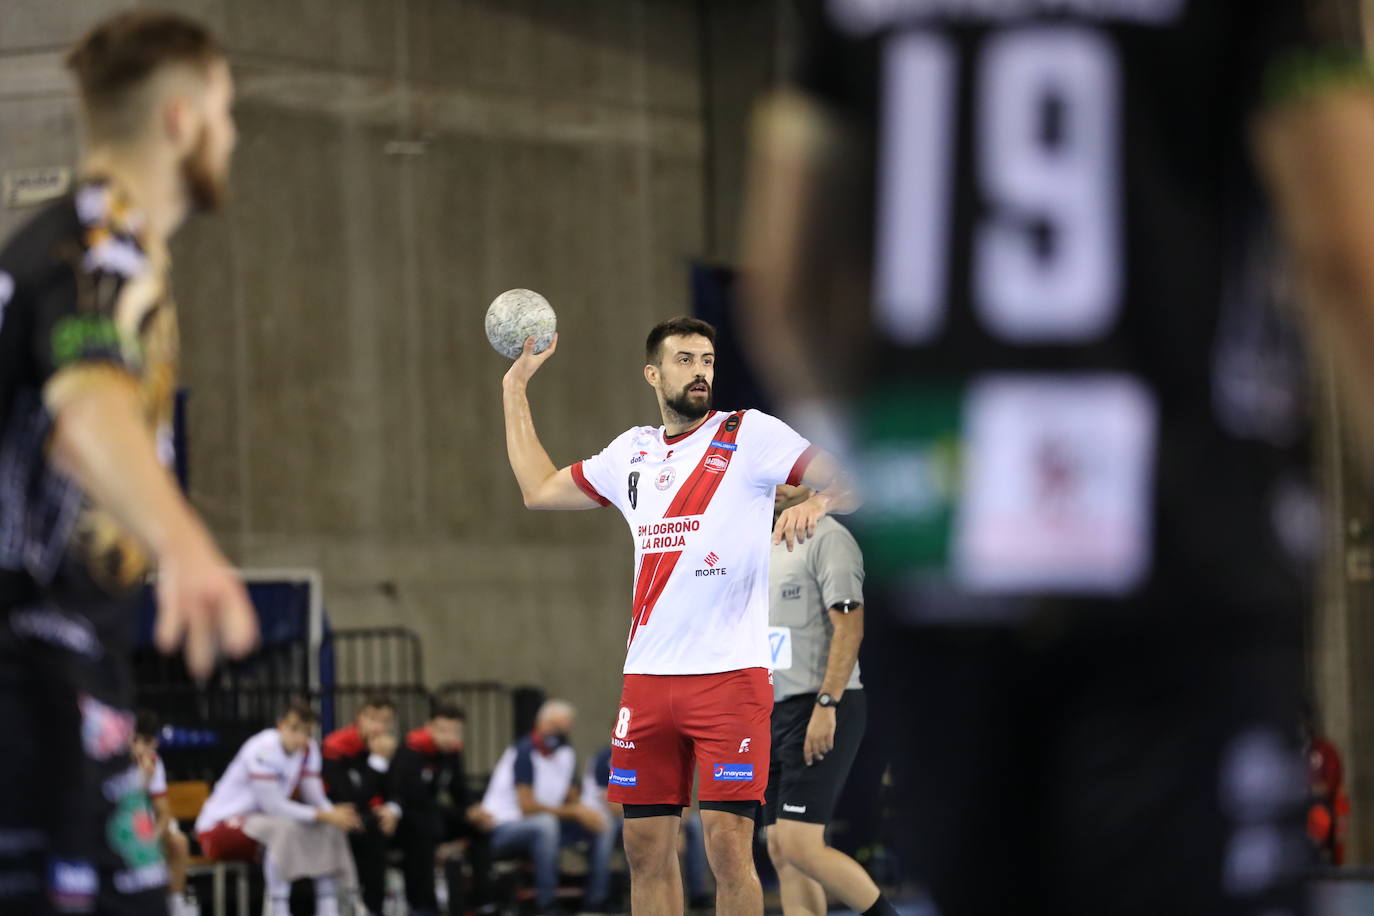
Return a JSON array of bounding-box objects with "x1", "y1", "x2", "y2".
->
[
  {"x1": 573, "y1": 408, "x2": 814, "y2": 675},
  {"x1": 194, "y1": 728, "x2": 324, "y2": 833}
]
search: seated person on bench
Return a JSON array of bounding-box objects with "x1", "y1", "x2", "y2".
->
[
  {"x1": 131, "y1": 711, "x2": 191, "y2": 916},
  {"x1": 391, "y1": 701, "x2": 494, "y2": 916},
  {"x1": 323, "y1": 694, "x2": 400, "y2": 916},
  {"x1": 479, "y1": 700, "x2": 613, "y2": 915},
  {"x1": 194, "y1": 700, "x2": 362, "y2": 916}
]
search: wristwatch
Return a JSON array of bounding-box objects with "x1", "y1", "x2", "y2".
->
[{"x1": 816, "y1": 692, "x2": 838, "y2": 708}]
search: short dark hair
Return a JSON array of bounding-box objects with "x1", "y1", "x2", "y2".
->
[
  {"x1": 134, "y1": 709, "x2": 160, "y2": 741},
  {"x1": 359, "y1": 693, "x2": 395, "y2": 713},
  {"x1": 431, "y1": 701, "x2": 466, "y2": 723},
  {"x1": 645, "y1": 317, "x2": 717, "y2": 365},
  {"x1": 279, "y1": 699, "x2": 317, "y2": 725},
  {"x1": 66, "y1": 11, "x2": 222, "y2": 136}
]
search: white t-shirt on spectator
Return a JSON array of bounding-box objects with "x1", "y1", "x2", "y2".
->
[{"x1": 480, "y1": 736, "x2": 577, "y2": 828}]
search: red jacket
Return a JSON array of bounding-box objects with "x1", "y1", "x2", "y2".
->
[{"x1": 323, "y1": 724, "x2": 366, "y2": 761}]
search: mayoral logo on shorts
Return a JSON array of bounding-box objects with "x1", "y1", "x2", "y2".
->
[
  {"x1": 713, "y1": 764, "x2": 754, "y2": 782},
  {"x1": 609, "y1": 768, "x2": 638, "y2": 788},
  {"x1": 655, "y1": 467, "x2": 676, "y2": 491}
]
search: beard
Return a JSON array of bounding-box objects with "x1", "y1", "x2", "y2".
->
[
  {"x1": 181, "y1": 126, "x2": 228, "y2": 212},
  {"x1": 664, "y1": 379, "x2": 712, "y2": 421}
]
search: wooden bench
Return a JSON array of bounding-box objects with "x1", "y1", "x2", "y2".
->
[{"x1": 166, "y1": 781, "x2": 251, "y2": 916}]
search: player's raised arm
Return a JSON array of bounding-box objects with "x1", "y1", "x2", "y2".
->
[
  {"x1": 501, "y1": 334, "x2": 603, "y2": 510},
  {"x1": 1258, "y1": 77, "x2": 1374, "y2": 462},
  {"x1": 773, "y1": 449, "x2": 861, "y2": 552},
  {"x1": 739, "y1": 90, "x2": 842, "y2": 408}
]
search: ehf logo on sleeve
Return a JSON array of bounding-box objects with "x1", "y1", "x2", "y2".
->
[
  {"x1": 609, "y1": 768, "x2": 638, "y2": 787},
  {"x1": 712, "y1": 764, "x2": 754, "y2": 782}
]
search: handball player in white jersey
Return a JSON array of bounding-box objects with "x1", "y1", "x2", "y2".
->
[{"x1": 502, "y1": 316, "x2": 856, "y2": 916}]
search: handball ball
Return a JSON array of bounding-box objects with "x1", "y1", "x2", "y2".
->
[{"x1": 485, "y1": 289, "x2": 556, "y2": 359}]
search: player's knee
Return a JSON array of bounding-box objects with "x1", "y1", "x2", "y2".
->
[
  {"x1": 780, "y1": 838, "x2": 822, "y2": 873},
  {"x1": 707, "y1": 847, "x2": 755, "y2": 887},
  {"x1": 773, "y1": 821, "x2": 822, "y2": 870},
  {"x1": 622, "y1": 825, "x2": 675, "y2": 876},
  {"x1": 623, "y1": 842, "x2": 670, "y2": 877},
  {"x1": 765, "y1": 828, "x2": 784, "y2": 868},
  {"x1": 704, "y1": 833, "x2": 754, "y2": 884}
]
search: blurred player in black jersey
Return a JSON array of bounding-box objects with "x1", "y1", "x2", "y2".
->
[
  {"x1": 741, "y1": 2, "x2": 1374, "y2": 914},
  {"x1": 0, "y1": 11, "x2": 257, "y2": 914}
]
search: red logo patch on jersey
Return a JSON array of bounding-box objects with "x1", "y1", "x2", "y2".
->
[
  {"x1": 704, "y1": 455, "x2": 729, "y2": 473},
  {"x1": 655, "y1": 468, "x2": 676, "y2": 490},
  {"x1": 705, "y1": 552, "x2": 720, "y2": 567}
]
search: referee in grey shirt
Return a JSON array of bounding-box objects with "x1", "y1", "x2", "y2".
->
[{"x1": 764, "y1": 485, "x2": 896, "y2": 916}]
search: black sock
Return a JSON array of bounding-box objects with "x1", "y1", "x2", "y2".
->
[{"x1": 863, "y1": 894, "x2": 900, "y2": 916}]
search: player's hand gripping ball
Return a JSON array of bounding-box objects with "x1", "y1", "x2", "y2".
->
[{"x1": 486, "y1": 289, "x2": 557, "y2": 359}]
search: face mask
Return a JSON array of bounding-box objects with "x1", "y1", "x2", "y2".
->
[{"x1": 537, "y1": 732, "x2": 568, "y2": 754}]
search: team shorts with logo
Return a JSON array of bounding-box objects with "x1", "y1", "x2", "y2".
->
[
  {"x1": 608, "y1": 667, "x2": 772, "y2": 807},
  {"x1": 764, "y1": 690, "x2": 866, "y2": 827},
  {"x1": 0, "y1": 573, "x2": 166, "y2": 915}
]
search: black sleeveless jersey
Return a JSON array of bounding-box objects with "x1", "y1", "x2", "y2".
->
[
  {"x1": 0, "y1": 178, "x2": 177, "y2": 617},
  {"x1": 790, "y1": 0, "x2": 1324, "y2": 622}
]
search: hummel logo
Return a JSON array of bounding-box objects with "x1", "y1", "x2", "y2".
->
[
  {"x1": 705, "y1": 552, "x2": 720, "y2": 568},
  {"x1": 783, "y1": 804, "x2": 807, "y2": 814},
  {"x1": 738, "y1": 738, "x2": 751, "y2": 754}
]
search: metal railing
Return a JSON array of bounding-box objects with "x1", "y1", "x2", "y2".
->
[
  {"x1": 326, "y1": 626, "x2": 424, "y2": 689},
  {"x1": 137, "y1": 625, "x2": 537, "y2": 791}
]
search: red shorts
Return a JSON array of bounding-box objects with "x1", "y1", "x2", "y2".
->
[
  {"x1": 197, "y1": 818, "x2": 259, "y2": 862},
  {"x1": 607, "y1": 667, "x2": 772, "y2": 807}
]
